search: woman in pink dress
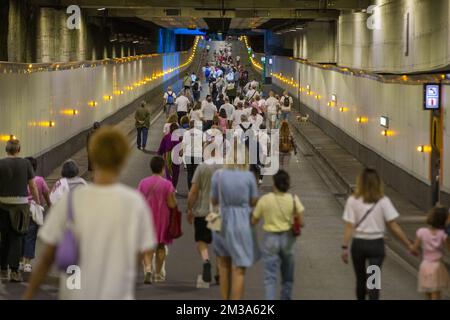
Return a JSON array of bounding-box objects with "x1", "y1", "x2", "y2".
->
[
  {"x1": 411, "y1": 206, "x2": 450, "y2": 300},
  {"x1": 138, "y1": 156, "x2": 177, "y2": 283}
]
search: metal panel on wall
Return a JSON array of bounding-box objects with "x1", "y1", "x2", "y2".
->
[
  {"x1": 0, "y1": 44, "x2": 197, "y2": 157},
  {"x1": 263, "y1": 53, "x2": 432, "y2": 185}
]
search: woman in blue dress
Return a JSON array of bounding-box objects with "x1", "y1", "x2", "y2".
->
[{"x1": 210, "y1": 151, "x2": 260, "y2": 300}]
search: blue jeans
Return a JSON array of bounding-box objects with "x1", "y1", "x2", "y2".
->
[
  {"x1": 281, "y1": 111, "x2": 290, "y2": 121},
  {"x1": 263, "y1": 231, "x2": 296, "y2": 300},
  {"x1": 22, "y1": 219, "x2": 38, "y2": 259},
  {"x1": 136, "y1": 127, "x2": 148, "y2": 149}
]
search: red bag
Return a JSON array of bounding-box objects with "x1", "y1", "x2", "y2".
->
[
  {"x1": 168, "y1": 207, "x2": 183, "y2": 240},
  {"x1": 291, "y1": 195, "x2": 302, "y2": 237}
]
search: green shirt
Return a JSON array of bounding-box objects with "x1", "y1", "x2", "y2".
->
[{"x1": 135, "y1": 107, "x2": 150, "y2": 128}]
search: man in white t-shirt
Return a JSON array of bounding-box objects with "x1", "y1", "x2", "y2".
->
[
  {"x1": 219, "y1": 97, "x2": 235, "y2": 121},
  {"x1": 265, "y1": 90, "x2": 280, "y2": 129},
  {"x1": 246, "y1": 85, "x2": 258, "y2": 101},
  {"x1": 182, "y1": 121, "x2": 204, "y2": 189},
  {"x1": 249, "y1": 108, "x2": 264, "y2": 129},
  {"x1": 232, "y1": 103, "x2": 247, "y2": 128},
  {"x1": 24, "y1": 127, "x2": 155, "y2": 300},
  {"x1": 233, "y1": 94, "x2": 245, "y2": 107},
  {"x1": 201, "y1": 96, "x2": 217, "y2": 131},
  {"x1": 175, "y1": 93, "x2": 190, "y2": 121}
]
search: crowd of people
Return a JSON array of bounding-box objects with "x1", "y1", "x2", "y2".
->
[{"x1": 0, "y1": 40, "x2": 449, "y2": 301}]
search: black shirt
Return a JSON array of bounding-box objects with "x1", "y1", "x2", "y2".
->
[{"x1": 0, "y1": 157, "x2": 35, "y2": 197}]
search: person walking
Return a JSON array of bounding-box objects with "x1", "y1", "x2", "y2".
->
[
  {"x1": 163, "y1": 87, "x2": 177, "y2": 116},
  {"x1": 410, "y1": 206, "x2": 450, "y2": 300},
  {"x1": 182, "y1": 120, "x2": 204, "y2": 190},
  {"x1": 219, "y1": 97, "x2": 234, "y2": 129},
  {"x1": 279, "y1": 122, "x2": 297, "y2": 169},
  {"x1": 49, "y1": 160, "x2": 88, "y2": 205},
  {"x1": 157, "y1": 123, "x2": 182, "y2": 190},
  {"x1": 225, "y1": 82, "x2": 237, "y2": 104},
  {"x1": 183, "y1": 73, "x2": 192, "y2": 91},
  {"x1": 279, "y1": 91, "x2": 293, "y2": 121},
  {"x1": 175, "y1": 92, "x2": 191, "y2": 124},
  {"x1": 86, "y1": 122, "x2": 101, "y2": 171},
  {"x1": 341, "y1": 168, "x2": 415, "y2": 300},
  {"x1": 192, "y1": 78, "x2": 201, "y2": 102},
  {"x1": 210, "y1": 148, "x2": 260, "y2": 300},
  {"x1": 252, "y1": 170, "x2": 305, "y2": 300},
  {"x1": 138, "y1": 156, "x2": 177, "y2": 284},
  {"x1": 135, "y1": 101, "x2": 150, "y2": 151},
  {"x1": 265, "y1": 91, "x2": 279, "y2": 130},
  {"x1": 187, "y1": 146, "x2": 222, "y2": 283},
  {"x1": 21, "y1": 157, "x2": 51, "y2": 273},
  {"x1": 163, "y1": 113, "x2": 178, "y2": 135},
  {"x1": 201, "y1": 96, "x2": 217, "y2": 131},
  {"x1": 0, "y1": 139, "x2": 40, "y2": 283},
  {"x1": 24, "y1": 127, "x2": 156, "y2": 299}
]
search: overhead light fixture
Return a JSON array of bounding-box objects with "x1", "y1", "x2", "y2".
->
[
  {"x1": 295, "y1": 26, "x2": 304, "y2": 30},
  {"x1": 97, "y1": 8, "x2": 106, "y2": 11}
]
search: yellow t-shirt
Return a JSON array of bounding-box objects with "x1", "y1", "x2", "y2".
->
[{"x1": 253, "y1": 192, "x2": 305, "y2": 232}]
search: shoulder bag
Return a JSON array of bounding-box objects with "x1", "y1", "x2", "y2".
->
[
  {"x1": 55, "y1": 191, "x2": 78, "y2": 271},
  {"x1": 274, "y1": 193, "x2": 302, "y2": 237},
  {"x1": 355, "y1": 201, "x2": 379, "y2": 229},
  {"x1": 206, "y1": 171, "x2": 223, "y2": 232}
]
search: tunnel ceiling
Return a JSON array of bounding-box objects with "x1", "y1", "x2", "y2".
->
[{"x1": 31, "y1": 0, "x2": 369, "y2": 30}]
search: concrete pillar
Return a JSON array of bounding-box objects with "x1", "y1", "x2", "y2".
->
[
  {"x1": 0, "y1": 0, "x2": 9, "y2": 61},
  {"x1": 73, "y1": 13, "x2": 87, "y2": 61},
  {"x1": 57, "y1": 10, "x2": 71, "y2": 62},
  {"x1": 7, "y1": 0, "x2": 28, "y2": 62},
  {"x1": 304, "y1": 21, "x2": 336, "y2": 63},
  {"x1": 37, "y1": 8, "x2": 56, "y2": 63}
]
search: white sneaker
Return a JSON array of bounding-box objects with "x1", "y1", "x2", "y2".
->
[
  {"x1": 18, "y1": 263, "x2": 24, "y2": 271},
  {"x1": 23, "y1": 264, "x2": 32, "y2": 273}
]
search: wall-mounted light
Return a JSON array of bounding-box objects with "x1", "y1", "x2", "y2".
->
[
  {"x1": 103, "y1": 95, "x2": 113, "y2": 101},
  {"x1": 61, "y1": 109, "x2": 79, "y2": 116},
  {"x1": 0, "y1": 134, "x2": 17, "y2": 141},
  {"x1": 88, "y1": 101, "x2": 98, "y2": 107},
  {"x1": 315, "y1": 94, "x2": 321, "y2": 100},
  {"x1": 381, "y1": 129, "x2": 394, "y2": 137},
  {"x1": 113, "y1": 90, "x2": 124, "y2": 95},
  {"x1": 339, "y1": 107, "x2": 348, "y2": 112},
  {"x1": 356, "y1": 117, "x2": 368, "y2": 123},
  {"x1": 417, "y1": 145, "x2": 431, "y2": 153}
]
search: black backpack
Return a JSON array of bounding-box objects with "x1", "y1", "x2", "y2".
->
[
  {"x1": 193, "y1": 82, "x2": 199, "y2": 91},
  {"x1": 283, "y1": 96, "x2": 291, "y2": 107}
]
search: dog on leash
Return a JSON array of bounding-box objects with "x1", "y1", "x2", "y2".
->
[{"x1": 297, "y1": 114, "x2": 310, "y2": 123}]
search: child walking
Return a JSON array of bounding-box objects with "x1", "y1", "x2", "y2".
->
[{"x1": 411, "y1": 206, "x2": 450, "y2": 300}]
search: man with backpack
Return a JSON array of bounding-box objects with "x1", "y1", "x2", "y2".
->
[
  {"x1": 280, "y1": 90, "x2": 293, "y2": 121},
  {"x1": 163, "y1": 87, "x2": 177, "y2": 116}
]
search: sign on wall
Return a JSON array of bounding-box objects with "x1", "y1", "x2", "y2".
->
[{"x1": 424, "y1": 84, "x2": 441, "y2": 110}]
